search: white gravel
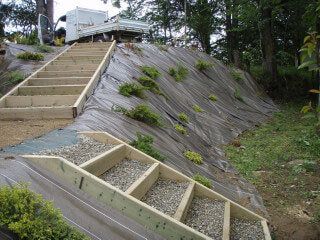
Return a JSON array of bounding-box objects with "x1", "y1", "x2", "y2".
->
[
  {"x1": 100, "y1": 159, "x2": 151, "y2": 191},
  {"x1": 141, "y1": 178, "x2": 189, "y2": 216},
  {"x1": 184, "y1": 197, "x2": 225, "y2": 239},
  {"x1": 36, "y1": 134, "x2": 115, "y2": 165},
  {"x1": 230, "y1": 218, "x2": 265, "y2": 240}
]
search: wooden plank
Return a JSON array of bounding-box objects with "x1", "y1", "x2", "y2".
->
[
  {"x1": 173, "y1": 182, "x2": 195, "y2": 222},
  {"x1": 45, "y1": 64, "x2": 99, "y2": 71},
  {"x1": 50, "y1": 59, "x2": 102, "y2": 65},
  {"x1": 57, "y1": 55, "x2": 104, "y2": 60},
  {"x1": 63, "y1": 52, "x2": 106, "y2": 57},
  {"x1": 79, "y1": 144, "x2": 126, "y2": 176},
  {"x1": 68, "y1": 48, "x2": 110, "y2": 52},
  {"x1": 0, "y1": 106, "x2": 73, "y2": 119},
  {"x1": 81, "y1": 131, "x2": 124, "y2": 145},
  {"x1": 36, "y1": 70, "x2": 95, "y2": 78},
  {"x1": 261, "y1": 220, "x2": 272, "y2": 240},
  {"x1": 28, "y1": 77, "x2": 90, "y2": 86},
  {"x1": 18, "y1": 85, "x2": 85, "y2": 96},
  {"x1": 22, "y1": 155, "x2": 210, "y2": 240},
  {"x1": 5, "y1": 95, "x2": 78, "y2": 108},
  {"x1": 125, "y1": 163, "x2": 160, "y2": 200},
  {"x1": 222, "y1": 201, "x2": 230, "y2": 240}
]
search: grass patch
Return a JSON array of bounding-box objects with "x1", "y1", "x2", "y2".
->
[
  {"x1": 140, "y1": 66, "x2": 161, "y2": 79},
  {"x1": 0, "y1": 184, "x2": 89, "y2": 239},
  {"x1": 193, "y1": 173, "x2": 212, "y2": 188},
  {"x1": 178, "y1": 113, "x2": 189, "y2": 123},
  {"x1": 174, "y1": 124, "x2": 187, "y2": 134},
  {"x1": 193, "y1": 104, "x2": 204, "y2": 113},
  {"x1": 36, "y1": 44, "x2": 54, "y2": 53},
  {"x1": 17, "y1": 52, "x2": 44, "y2": 61},
  {"x1": 195, "y1": 59, "x2": 212, "y2": 71},
  {"x1": 234, "y1": 88, "x2": 244, "y2": 102},
  {"x1": 8, "y1": 71, "x2": 24, "y2": 84},
  {"x1": 130, "y1": 132, "x2": 165, "y2": 161},
  {"x1": 230, "y1": 69, "x2": 244, "y2": 82},
  {"x1": 137, "y1": 76, "x2": 163, "y2": 95},
  {"x1": 116, "y1": 104, "x2": 162, "y2": 127},
  {"x1": 168, "y1": 65, "x2": 188, "y2": 82},
  {"x1": 209, "y1": 94, "x2": 218, "y2": 102},
  {"x1": 184, "y1": 150, "x2": 203, "y2": 164},
  {"x1": 118, "y1": 82, "x2": 145, "y2": 98}
]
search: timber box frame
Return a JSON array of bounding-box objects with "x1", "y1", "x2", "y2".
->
[{"x1": 23, "y1": 131, "x2": 272, "y2": 240}]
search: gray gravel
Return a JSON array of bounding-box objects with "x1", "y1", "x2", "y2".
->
[
  {"x1": 100, "y1": 159, "x2": 151, "y2": 191},
  {"x1": 184, "y1": 197, "x2": 225, "y2": 239},
  {"x1": 141, "y1": 178, "x2": 189, "y2": 217},
  {"x1": 230, "y1": 218, "x2": 264, "y2": 240},
  {"x1": 36, "y1": 134, "x2": 115, "y2": 165}
]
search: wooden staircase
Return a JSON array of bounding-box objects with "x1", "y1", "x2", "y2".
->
[{"x1": 0, "y1": 41, "x2": 116, "y2": 120}]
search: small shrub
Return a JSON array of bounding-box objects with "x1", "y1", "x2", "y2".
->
[
  {"x1": 138, "y1": 76, "x2": 161, "y2": 94},
  {"x1": 130, "y1": 132, "x2": 166, "y2": 161},
  {"x1": 195, "y1": 59, "x2": 212, "y2": 71},
  {"x1": 174, "y1": 124, "x2": 187, "y2": 134},
  {"x1": 119, "y1": 82, "x2": 145, "y2": 98},
  {"x1": 184, "y1": 150, "x2": 203, "y2": 164},
  {"x1": 16, "y1": 32, "x2": 38, "y2": 45},
  {"x1": 155, "y1": 43, "x2": 169, "y2": 51},
  {"x1": 209, "y1": 94, "x2": 218, "y2": 102},
  {"x1": 117, "y1": 104, "x2": 162, "y2": 126},
  {"x1": 178, "y1": 113, "x2": 189, "y2": 123},
  {"x1": 230, "y1": 69, "x2": 244, "y2": 82},
  {"x1": 193, "y1": 104, "x2": 204, "y2": 113},
  {"x1": 8, "y1": 71, "x2": 24, "y2": 84},
  {"x1": 168, "y1": 65, "x2": 188, "y2": 82},
  {"x1": 193, "y1": 173, "x2": 212, "y2": 188},
  {"x1": 17, "y1": 52, "x2": 44, "y2": 61},
  {"x1": 234, "y1": 88, "x2": 244, "y2": 102},
  {"x1": 0, "y1": 184, "x2": 89, "y2": 240},
  {"x1": 36, "y1": 44, "x2": 54, "y2": 53},
  {"x1": 140, "y1": 66, "x2": 161, "y2": 79}
]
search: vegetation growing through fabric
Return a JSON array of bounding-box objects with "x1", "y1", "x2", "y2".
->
[
  {"x1": 17, "y1": 51, "x2": 44, "y2": 61},
  {"x1": 168, "y1": 65, "x2": 188, "y2": 82},
  {"x1": 209, "y1": 94, "x2": 218, "y2": 102},
  {"x1": 36, "y1": 44, "x2": 54, "y2": 53},
  {"x1": 118, "y1": 82, "x2": 145, "y2": 98},
  {"x1": 140, "y1": 66, "x2": 161, "y2": 79},
  {"x1": 195, "y1": 60, "x2": 212, "y2": 71},
  {"x1": 184, "y1": 150, "x2": 203, "y2": 164},
  {"x1": 193, "y1": 104, "x2": 204, "y2": 113},
  {"x1": 230, "y1": 69, "x2": 243, "y2": 82},
  {"x1": 8, "y1": 71, "x2": 24, "y2": 84},
  {"x1": 193, "y1": 173, "x2": 212, "y2": 188},
  {"x1": 0, "y1": 184, "x2": 89, "y2": 240},
  {"x1": 124, "y1": 43, "x2": 143, "y2": 54},
  {"x1": 178, "y1": 113, "x2": 189, "y2": 123},
  {"x1": 234, "y1": 88, "x2": 244, "y2": 102},
  {"x1": 174, "y1": 124, "x2": 187, "y2": 135},
  {"x1": 137, "y1": 76, "x2": 164, "y2": 96},
  {"x1": 130, "y1": 132, "x2": 165, "y2": 161},
  {"x1": 155, "y1": 43, "x2": 169, "y2": 51}
]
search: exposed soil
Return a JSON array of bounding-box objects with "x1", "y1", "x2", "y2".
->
[{"x1": 0, "y1": 119, "x2": 72, "y2": 148}]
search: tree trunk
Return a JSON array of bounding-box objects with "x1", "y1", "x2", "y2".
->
[
  {"x1": 225, "y1": 0, "x2": 234, "y2": 63},
  {"x1": 316, "y1": 15, "x2": 320, "y2": 119},
  {"x1": 35, "y1": 0, "x2": 54, "y2": 24}
]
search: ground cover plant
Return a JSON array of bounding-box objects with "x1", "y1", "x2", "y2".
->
[
  {"x1": 168, "y1": 64, "x2": 188, "y2": 82},
  {"x1": 17, "y1": 52, "x2": 44, "y2": 61},
  {"x1": 36, "y1": 44, "x2": 54, "y2": 53},
  {"x1": 118, "y1": 82, "x2": 145, "y2": 98},
  {"x1": 184, "y1": 150, "x2": 203, "y2": 164},
  {"x1": 140, "y1": 66, "x2": 161, "y2": 79},
  {"x1": 193, "y1": 104, "x2": 204, "y2": 112},
  {"x1": 137, "y1": 76, "x2": 161, "y2": 94},
  {"x1": 192, "y1": 173, "x2": 212, "y2": 188},
  {"x1": 195, "y1": 59, "x2": 212, "y2": 71},
  {"x1": 209, "y1": 94, "x2": 218, "y2": 102},
  {"x1": 230, "y1": 69, "x2": 243, "y2": 82},
  {"x1": 178, "y1": 113, "x2": 189, "y2": 123},
  {"x1": 234, "y1": 88, "x2": 244, "y2": 102},
  {"x1": 174, "y1": 124, "x2": 187, "y2": 134}
]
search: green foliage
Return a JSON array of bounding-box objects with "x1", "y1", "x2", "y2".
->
[
  {"x1": 292, "y1": 160, "x2": 317, "y2": 174},
  {"x1": 117, "y1": 104, "x2": 162, "y2": 126},
  {"x1": 193, "y1": 104, "x2": 204, "y2": 112},
  {"x1": 16, "y1": 31, "x2": 38, "y2": 45},
  {"x1": 195, "y1": 60, "x2": 212, "y2": 71},
  {"x1": 299, "y1": 32, "x2": 319, "y2": 72},
  {"x1": 130, "y1": 132, "x2": 165, "y2": 161},
  {"x1": 234, "y1": 88, "x2": 244, "y2": 102},
  {"x1": 209, "y1": 94, "x2": 218, "y2": 102},
  {"x1": 168, "y1": 65, "x2": 188, "y2": 82},
  {"x1": 178, "y1": 113, "x2": 189, "y2": 123},
  {"x1": 0, "y1": 184, "x2": 89, "y2": 240},
  {"x1": 140, "y1": 66, "x2": 161, "y2": 79},
  {"x1": 36, "y1": 44, "x2": 54, "y2": 53},
  {"x1": 137, "y1": 76, "x2": 162, "y2": 95},
  {"x1": 192, "y1": 173, "x2": 212, "y2": 188},
  {"x1": 230, "y1": 69, "x2": 244, "y2": 82},
  {"x1": 155, "y1": 43, "x2": 169, "y2": 51},
  {"x1": 118, "y1": 82, "x2": 145, "y2": 98},
  {"x1": 184, "y1": 150, "x2": 203, "y2": 164},
  {"x1": 174, "y1": 124, "x2": 187, "y2": 134},
  {"x1": 8, "y1": 71, "x2": 24, "y2": 84},
  {"x1": 17, "y1": 52, "x2": 44, "y2": 61}
]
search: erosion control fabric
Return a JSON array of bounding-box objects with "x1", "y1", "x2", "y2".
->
[{"x1": 68, "y1": 44, "x2": 277, "y2": 214}]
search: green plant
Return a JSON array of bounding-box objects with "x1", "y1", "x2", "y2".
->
[
  {"x1": 193, "y1": 104, "x2": 204, "y2": 112},
  {"x1": 8, "y1": 71, "x2": 24, "y2": 84},
  {"x1": 118, "y1": 82, "x2": 145, "y2": 98},
  {"x1": 17, "y1": 52, "x2": 44, "y2": 61},
  {"x1": 234, "y1": 88, "x2": 244, "y2": 102},
  {"x1": 292, "y1": 160, "x2": 317, "y2": 174},
  {"x1": 155, "y1": 43, "x2": 169, "y2": 51},
  {"x1": 178, "y1": 113, "x2": 189, "y2": 123},
  {"x1": 184, "y1": 151, "x2": 203, "y2": 164},
  {"x1": 137, "y1": 76, "x2": 161, "y2": 94},
  {"x1": 193, "y1": 173, "x2": 212, "y2": 188},
  {"x1": 195, "y1": 59, "x2": 212, "y2": 71},
  {"x1": 117, "y1": 104, "x2": 162, "y2": 126},
  {"x1": 168, "y1": 65, "x2": 188, "y2": 82},
  {"x1": 174, "y1": 124, "x2": 187, "y2": 134},
  {"x1": 231, "y1": 69, "x2": 244, "y2": 82},
  {"x1": 209, "y1": 94, "x2": 218, "y2": 102},
  {"x1": 0, "y1": 184, "x2": 89, "y2": 239},
  {"x1": 130, "y1": 132, "x2": 166, "y2": 161},
  {"x1": 140, "y1": 66, "x2": 161, "y2": 79},
  {"x1": 36, "y1": 44, "x2": 54, "y2": 53},
  {"x1": 16, "y1": 32, "x2": 38, "y2": 45}
]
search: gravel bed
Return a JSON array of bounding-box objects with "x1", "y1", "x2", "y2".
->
[
  {"x1": 184, "y1": 197, "x2": 225, "y2": 239},
  {"x1": 141, "y1": 178, "x2": 189, "y2": 216},
  {"x1": 99, "y1": 159, "x2": 151, "y2": 191},
  {"x1": 230, "y1": 218, "x2": 264, "y2": 240},
  {"x1": 36, "y1": 134, "x2": 115, "y2": 165}
]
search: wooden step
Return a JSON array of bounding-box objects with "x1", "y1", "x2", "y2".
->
[
  {"x1": 63, "y1": 52, "x2": 106, "y2": 57},
  {"x1": 173, "y1": 182, "x2": 195, "y2": 222},
  {"x1": 18, "y1": 85, "x2": 86, "y2": 96},
  {"x1": 45, "y1": 64, "x2": 99, "y2": 71},
  {"x1": 36, "y1": 70, "x2": 95, "y2": 78},
  {"x1": 57, "y1": 55, "x2": 104, "y2": 60},
  {"x1": 50, "y1": 59, "x2": 102, "y2": 65},
  {"x1": 67, "y1": 48, "x2": 110, "y2": 52},
  {"x1": 28, "y1": 77, "x2": 91, "y2": 86}
]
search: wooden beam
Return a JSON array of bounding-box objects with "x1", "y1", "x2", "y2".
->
[
  {"x1": 79, "y1": 144, "x2": 126, "y2": 176},
  {"x1": 63, "y1": 52, "x2": 106, "y2": 57},
  {"x1": 125, "y1": 163, "x2": 160, "y2": 200},
  {"x1": 57, "y1": 55, "x2": 104, "y2": 60},
  {"x1": 18, "y1": 85, "x2": 85, "y2": 96},
  {"x1": 50, "y1": 59, "x2": 102, "y2": 65},
  {"x1": 68, "y1": 48, "x2": 110, "y2": 52},
  {"x1": 222, "y1": 201, "x2": 230, "y2": 240},
  {"x1": 28, "y1": 77, "x2": 90, "y2": 86},
  {"x1": 173, "y1": 182, "x2": 195, "y2": 222},
  {"x1": 261, "y1": 220, "x2": 272, "y2": 240},
  {"x1": 36, "y1": 70, "x2": 95, "y2": 78},
  {"x1": 45, "y1": 65, "x2": 99, "y2": 71}
]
